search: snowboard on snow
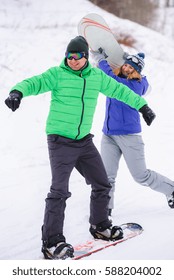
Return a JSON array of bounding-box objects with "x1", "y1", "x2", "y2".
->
[
  {"x1": 78, "y1": 13, "x2": 125, "y2": 69},
  {"x1": 72, "y1": 223, "x2": 143, "y2": 260}
]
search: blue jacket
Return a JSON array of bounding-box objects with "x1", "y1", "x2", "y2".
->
[{"x1": 99, "y1": 60, "x2": 149, "y2": 135}]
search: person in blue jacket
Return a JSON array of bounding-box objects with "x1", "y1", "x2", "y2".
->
[{"x1": 92, "y1": 50, "x2": 174, "y2": 215}]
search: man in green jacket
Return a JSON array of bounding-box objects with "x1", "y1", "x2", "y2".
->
[{"x1": 5, "y1": 36, "x2": 155, "y2": 260}]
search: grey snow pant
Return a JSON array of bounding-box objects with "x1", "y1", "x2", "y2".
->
[
  {"x1": 101, "y1": 134, "x2": 174, "y2": 209},
  {"x1": 42, "y1": 134, "x2": 111, "y2": 245}
]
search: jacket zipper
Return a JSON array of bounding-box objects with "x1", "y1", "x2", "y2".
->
[
  {"x1": 75, "y1": 78, "x2": 86, "y2": 139},
  {"x1": 106, "y1": 99, "x2": 111, "y2": 132}
]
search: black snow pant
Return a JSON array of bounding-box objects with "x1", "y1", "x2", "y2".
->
[{"x1": 42, "y1": 133, "x2": 111, "y2": 246}]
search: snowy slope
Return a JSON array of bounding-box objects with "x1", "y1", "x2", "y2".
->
[{"x1": 0, "y1": 0, "x2": 174, "y2": 261}]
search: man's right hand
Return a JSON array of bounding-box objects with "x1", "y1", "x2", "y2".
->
[{"x1": 5, "y1": 90, "x2": 23, "y2": 112}]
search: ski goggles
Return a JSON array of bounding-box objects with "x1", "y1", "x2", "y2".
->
[
  {"x1": 126, "y1": 55, "x2": 144, "y2": 66},
  {"x1": 65, "y1": 52, "x2": 86, "y2": 60},
  {"x1": 126, "y1": 55, "x2": 140, "y2": 64}
]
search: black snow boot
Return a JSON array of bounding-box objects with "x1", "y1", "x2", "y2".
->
[
  {"x1": 42, "y1": 241, "x2": 74, "y2": 260},
  {"x1": 167, "y1": 191, "x2": 174, "y2": 208},
  {"x1": 90, "y1": 219, "x2": 123, "y2": 241},
  {"x1": 41, "y1": 234, "x2": 74, "y2": 260}
]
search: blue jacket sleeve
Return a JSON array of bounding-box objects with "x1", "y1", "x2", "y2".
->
[{"x1": 99, "y1": 60, "x2": 149, "y2": 96}]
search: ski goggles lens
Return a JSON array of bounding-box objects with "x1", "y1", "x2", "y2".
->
[
  {"x1": 66, "y1": 52, "x2": 85, "y2": 60},
  {"x1": 126, "y1": 55, "x2": 139, "y2": 64}
]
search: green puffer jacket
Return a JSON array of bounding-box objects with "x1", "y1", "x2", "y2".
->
[{"x1": 11, "y1": 59, "x2": 147, "y2": 139}]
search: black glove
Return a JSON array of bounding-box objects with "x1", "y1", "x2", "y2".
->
[
  {"x1": 5, "y1": 90, "x2": 23, "y2": 112},
  {"x1": 139, "y1": 105, "x2": 156, "y2": 126}
]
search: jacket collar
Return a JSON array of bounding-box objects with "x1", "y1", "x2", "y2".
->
[{"x1": 60, "y1": 58, "x2": 92, "y2": 76}]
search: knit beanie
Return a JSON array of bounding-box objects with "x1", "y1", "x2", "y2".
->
[
  {"x1": 65, "y1": 36, "x2": 89, "y2": 59},
  {"x1": 124, "y1": 53, "x2": 145, "y2": 73}
]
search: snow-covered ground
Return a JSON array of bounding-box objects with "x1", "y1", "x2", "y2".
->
[{"x1": 0, "y1": 0, "x2": 174, "y2": 270}]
